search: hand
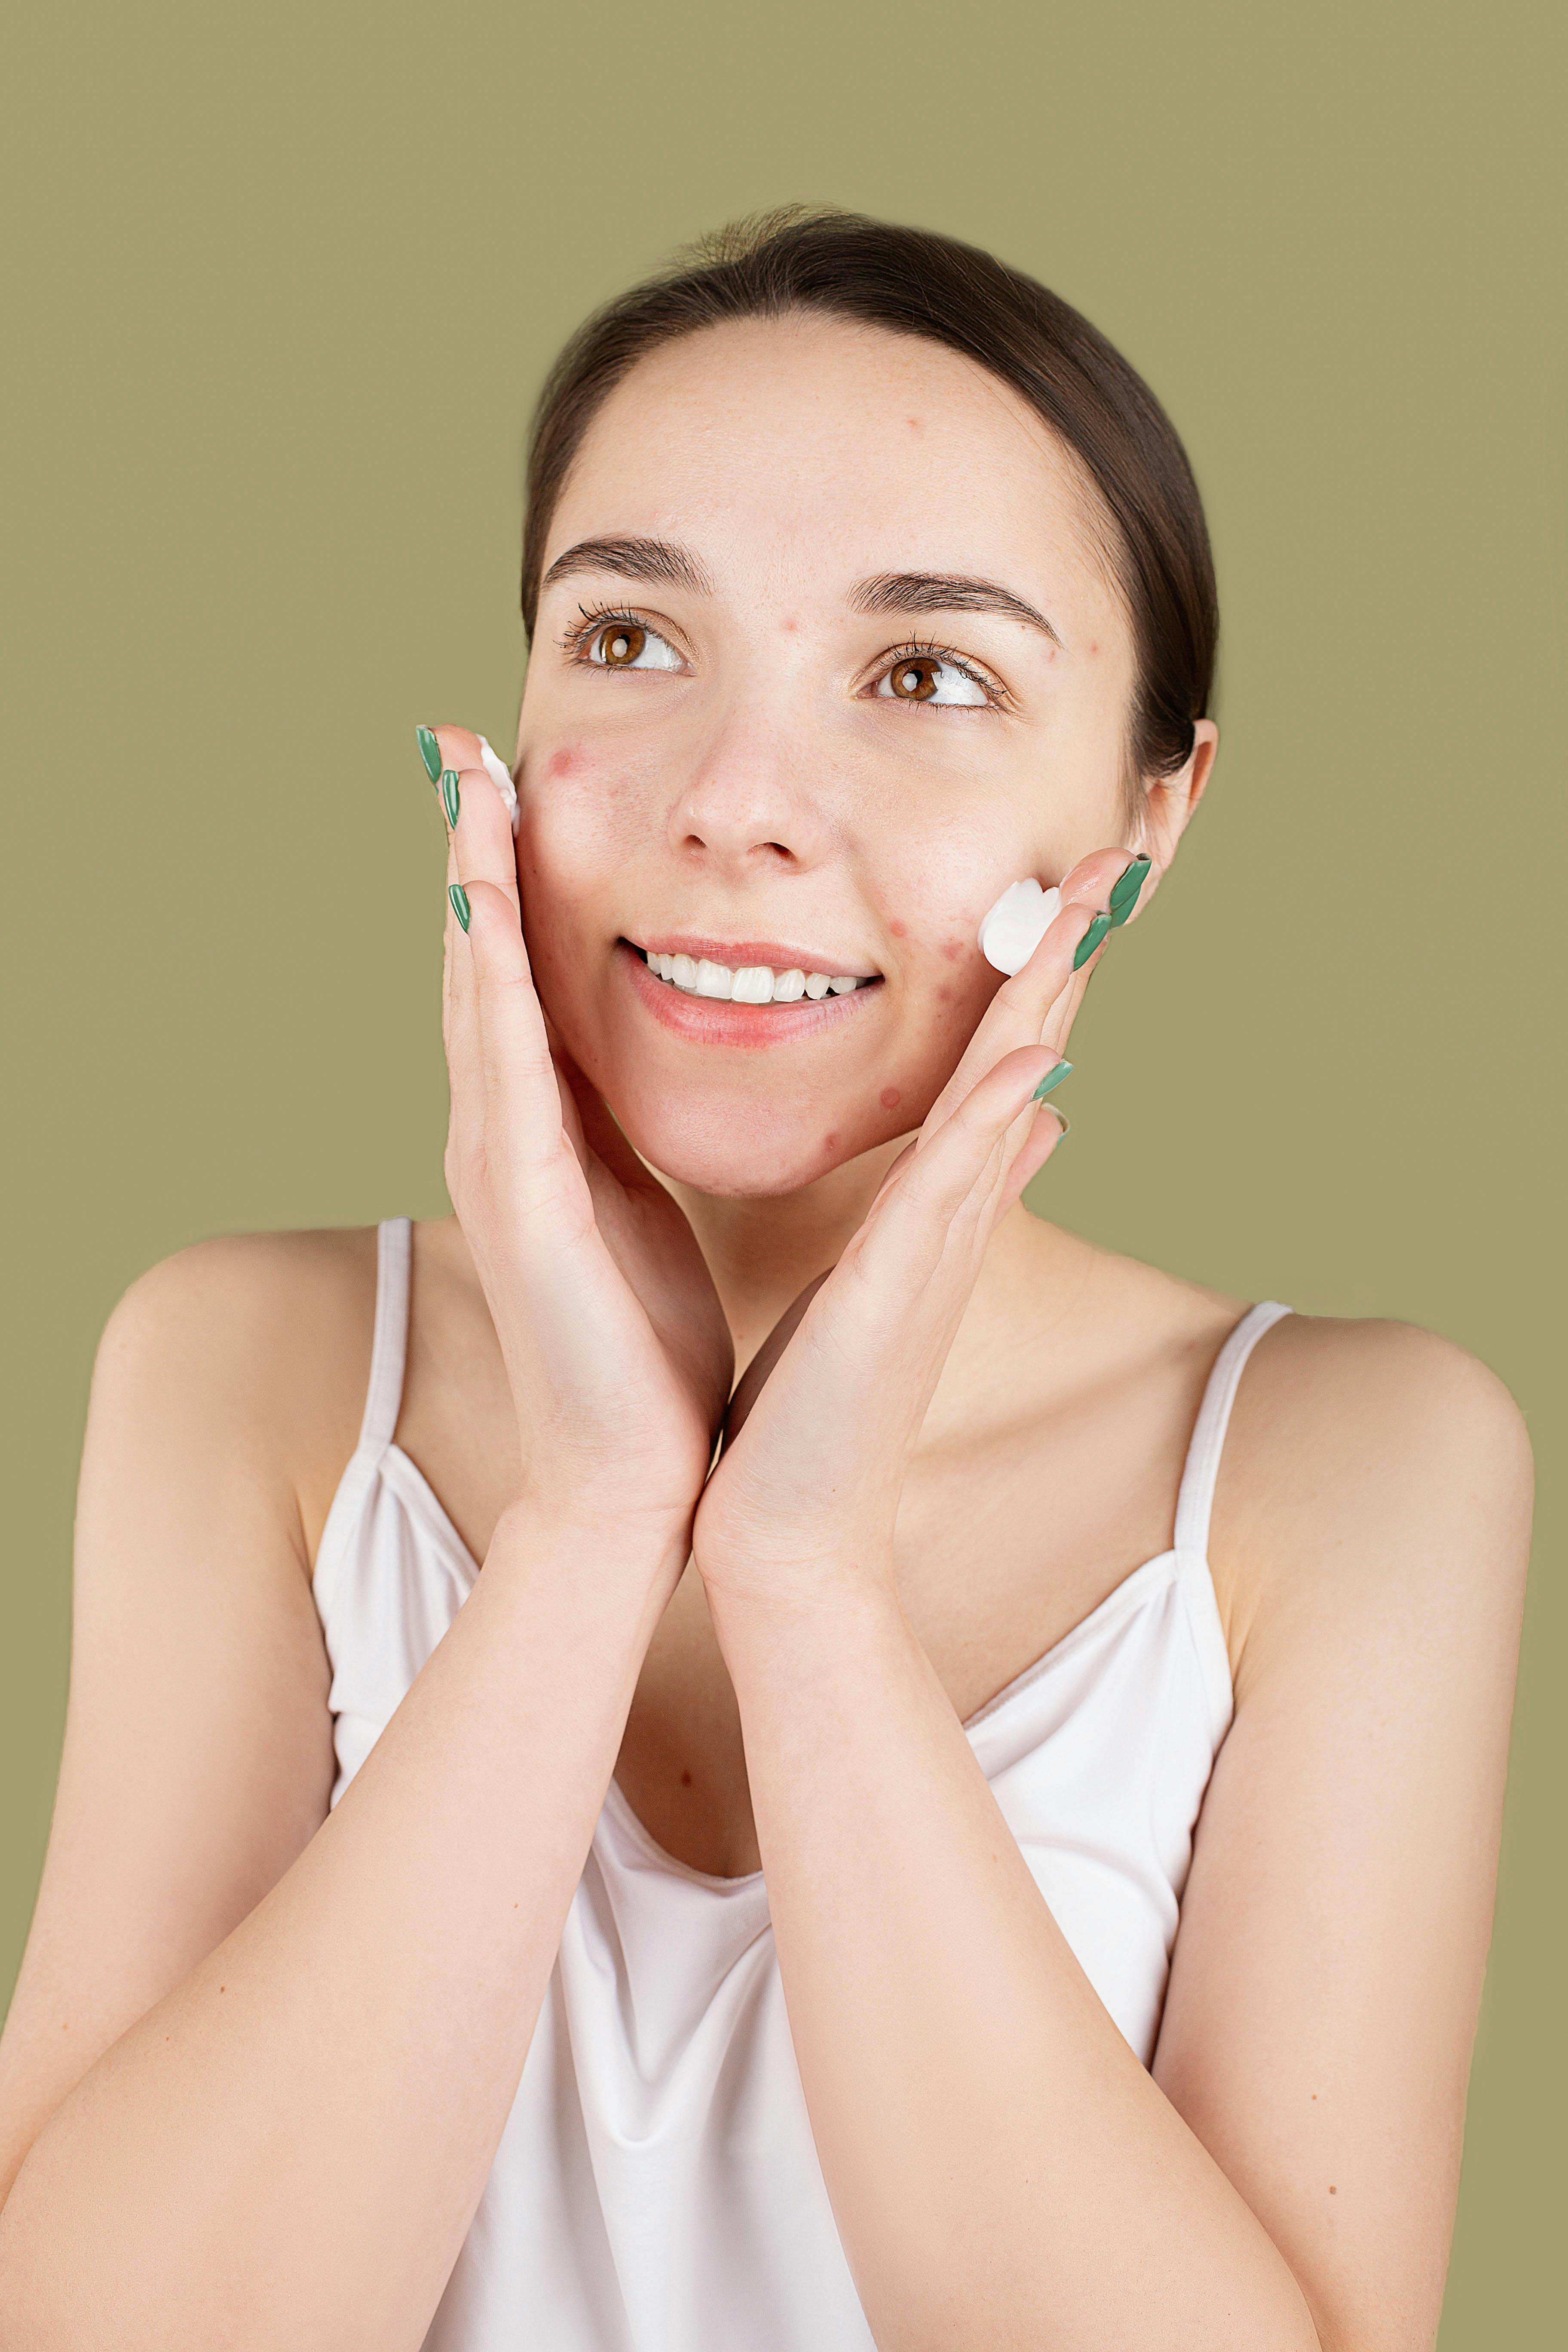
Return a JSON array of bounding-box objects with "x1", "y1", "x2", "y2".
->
[
  {"x1": 691, "y1": 848, "x2": 1136, "y2": 1610},
  {"x1": 429, "y1": 726, "x2": 733, "y2": 1553}
]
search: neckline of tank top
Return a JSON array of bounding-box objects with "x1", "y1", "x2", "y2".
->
[
  {"x1": 326, "y1": 1283, "x2": 1292, "y2": 1890},
  {"x1": 371, "y1": 1440, "x2": 1222, "y2": 1734},
  {"x1": 374, "y1": 1440, "x2": 1219, "y2": 1895}
]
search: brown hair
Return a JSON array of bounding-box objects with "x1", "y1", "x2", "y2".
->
[{"x1": 521, "y1": 207, "x2": 1217, "y2": 788}]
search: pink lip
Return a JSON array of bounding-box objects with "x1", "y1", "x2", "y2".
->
[
  {"x1": 619, "y1": 941, "x2": 883, "y2": 1048},
  {"x1": 630, "y1": 933, "x2": 880, "y2": 979}
]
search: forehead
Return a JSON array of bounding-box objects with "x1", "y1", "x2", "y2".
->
[{"x1": 548, "y1": 314, "x2": 1124, "y2": 634}]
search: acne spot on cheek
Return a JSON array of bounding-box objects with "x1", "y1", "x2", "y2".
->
[
  {"x1": 880, "y1": 1087, "x2": 901, "y2": 1111},
  {"x1": 941, "y1": 940, "x2": 964, "y2": 962},
  {"x1": 547, "y1": 746, "x2": 578, "y2": 779},
  {"x1": 890, "y1": 919, "x2": 907, "y2": 938},
  {"x1": 824, "y1": 1133, "x2": 839, "y2": 1154},
  {"x1": 936, "y1": 984, "x2": 953, "y2": 1004}
]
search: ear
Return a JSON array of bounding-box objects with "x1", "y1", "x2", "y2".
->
[{"x1": 1127, "y1": 720, "x2": 1218, "y2": 912}]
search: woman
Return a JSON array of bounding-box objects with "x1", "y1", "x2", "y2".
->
[{"x1": 0, "y1": 211, "x2": 1532, "y2": 2350}]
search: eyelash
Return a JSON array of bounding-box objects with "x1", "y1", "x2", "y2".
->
[
  {"x1": 560, "y1": 603, "x2": 653, "y2": 659},
  {"x1": 880, "y1": 638, "x2": 1008, "y2": 711},
  {"x1": 560, "y1": 604, "x2": 1008, "y2": 710}
]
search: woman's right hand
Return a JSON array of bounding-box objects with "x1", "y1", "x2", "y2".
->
[{"x1": 425, "y1": 726, "x2": 734, "y2": 1557}]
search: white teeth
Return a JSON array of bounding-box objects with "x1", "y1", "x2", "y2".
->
[{"x1": 643, "y1": 948, "x2": 870, "y2": 1002}]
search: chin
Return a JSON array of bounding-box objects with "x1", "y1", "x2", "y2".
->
[{"x1": 610, "y1": 1081, "x2": 898, "y2": 1200}]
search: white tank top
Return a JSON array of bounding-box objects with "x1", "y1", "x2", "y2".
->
[{"x1": 312, "y1": 1219, "x2": 1291, "y2": 2352}]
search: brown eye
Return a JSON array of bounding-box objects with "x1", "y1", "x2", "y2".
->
[
  {"x1": 596, "y1": 623, "x2": 646, "y2": 666},
  {"x1": 889, "y1": 658, "x2": 938, "y2": 701}
]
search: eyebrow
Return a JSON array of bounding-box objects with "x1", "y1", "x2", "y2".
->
[
  {"x1": 541, "y1": 536, "x2": 714, "y2": 597},
  {"x1": 849, "y1": 571, "x2": 1061, "y2": 646}
]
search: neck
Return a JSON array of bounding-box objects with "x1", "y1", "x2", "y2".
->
[
  {"x1": 662, "y1": 1137, "x2": 1093, "y2": 1398},
  {"x1": 664, "y1": 1133, "x2": 911, "y2": 1373}
]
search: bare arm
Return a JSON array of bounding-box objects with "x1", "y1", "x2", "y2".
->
[
  {"x1": 705, "y1": 1318, "x2": 1531, "y2": 2352},
  {"x1": 0, "y1": 727, "x2": 732, "y2": 2350},
  {"x1": 0, "y1": 1242, "x2": 683, "y2": 2352}
]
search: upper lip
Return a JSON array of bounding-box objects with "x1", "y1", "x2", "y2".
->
[{"x1": 625, "y1": 933, "x2": 882, "y2": 980}]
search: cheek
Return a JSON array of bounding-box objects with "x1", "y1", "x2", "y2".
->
[{"x1": 518, "y1": 738, "x2": 651, "y2": 891}]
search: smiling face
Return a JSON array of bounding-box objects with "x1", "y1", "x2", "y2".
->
[{"x1": 513, "y1": 312, "x2": 1186, "y2": 1198}]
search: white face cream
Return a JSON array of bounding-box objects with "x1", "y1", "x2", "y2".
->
[
  {"x1": 977, "y1": 877, "x2": 1062, "y2": 975},
  {"x1": 477, "y1": 737, "x2": 521, "y2": 834}
]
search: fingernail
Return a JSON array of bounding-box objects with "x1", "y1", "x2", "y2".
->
[
  {"x1": 449, "y1": 882, "x2": 471, "y2": 933},
  {"x1": 441, "y1": 768, "x2": 461, "y2": 827},
  {"x1": 1032, "y1": 1059, "x2": 1073, "y2": 1100},
  {"x1": 1042, "y1": 1108, "x2": 1069, "y2": 1143},
  {"x1": 1108, "y1": 854, "x2": 1151, "y2": 926},
  {"x1": 416, "y1": 726, "x2": 442, "y2": 785},
  {"x1": 1073, "y1": 912, "x2": 1112, "y2": 969}
]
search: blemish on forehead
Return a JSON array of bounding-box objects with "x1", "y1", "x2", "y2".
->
[
  {"x1": 824, "y1": 1132, "x2": 839, "y2": 1154},
  {"x1": 907, "y1": 416, "x2": 923, "y2": 432},
  {"x1": 890, "y1": 918, "x2": 907, "y2": 937},
  {"x1": 880, "y1": 1087, "x2": 901, "y2": 1111}
]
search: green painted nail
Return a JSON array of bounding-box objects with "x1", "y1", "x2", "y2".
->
[
  {"x1": 1073, "y1": 912, "x2": 1112, "y2": 969},
  {"x1": 416, "y1": 726, "x2": 442, "y2": 784},
  {"x1": 1108, "y1": 854, "x2": 1150, "y2": 925},
  {"x1": 449, "y1": 882, "x2": 471, "y2": 932},
  {"x1": 1032, "y1": 1059, "x2": 1073, "y2": 1100},
  {"x1": 441, "y1": 768, "x2": 460, "y2": 827}
]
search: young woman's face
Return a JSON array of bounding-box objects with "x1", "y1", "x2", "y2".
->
[{"x1": 515, "y1": 314, "x2": 1151, "y2": 1197}]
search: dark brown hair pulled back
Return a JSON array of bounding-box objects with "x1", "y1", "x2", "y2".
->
[{"x1": 522, "y1": 207, "x2": 1217, "y2": 786}]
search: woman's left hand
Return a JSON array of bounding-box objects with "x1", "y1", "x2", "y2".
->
[{"x1": 692, "y1": 848, "x2": 1136, "y2": 1611}]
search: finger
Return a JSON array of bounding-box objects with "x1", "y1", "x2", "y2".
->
[
  {"x1": 442, "y1": 824, "x2": 491, "y2": 1188},
  {"x1": 922, "y1": 897, "x2": 1096, "y2": 1139},
  {"x1": 434, "y1": 735, "x2": 520, "y2": 919},
  {"x1": 424, "y1": 727, "x2": 524, "y2": 1182},
  {"x1": 456, "y1": 878, "x2": 565, "y2": 1197},
  {"x1": 863, "y1": 1045, "x2": 1056, "y2": 1287},
  {"x1": 995, "y1": 1101, "x2": 1067, "y2": 1217},
  {"x1": 925, "y1": 843, "x2": 1150, "y2": 1139}
]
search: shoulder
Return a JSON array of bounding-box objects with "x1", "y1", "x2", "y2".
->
[
  {"x1": 92, "y1": 1225, "x2": 382, "y2": 1565},
  {"x1": 1214, "y1": 1312, "x2": 1534, "y2": 1695}
]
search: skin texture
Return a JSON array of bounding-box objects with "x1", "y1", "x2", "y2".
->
[{"x1": 0, "y1": 315, "x2": 1532, "y2": 2352}]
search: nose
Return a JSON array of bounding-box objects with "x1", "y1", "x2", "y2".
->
[{"x1": 665, "y1": 707, "x2": 833, "y2": 881}]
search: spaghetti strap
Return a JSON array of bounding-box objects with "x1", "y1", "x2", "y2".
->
[
  {"x1": 358, "y1": 1217, "x2": 413, "y2": 1454},
  {"x1": 1173, "y1": 1300, "x2": 1293, "y2": 1559}
]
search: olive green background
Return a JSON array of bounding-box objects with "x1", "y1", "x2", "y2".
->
[{"x1": 2, "y1": 0, "x2": 1562, "y2": 2334}]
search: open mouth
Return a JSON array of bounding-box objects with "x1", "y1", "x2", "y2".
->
[{"x1": 627, "y1": 942, "x2": 882, "y2": 1006}]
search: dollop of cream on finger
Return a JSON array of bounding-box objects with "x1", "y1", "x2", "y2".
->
[
  {"x1": 477, "y1": 736, "x2": 521, "y2": 834},
  {"x1": 977, "y1": 877, "x2": 1063, "y2": 975}
]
